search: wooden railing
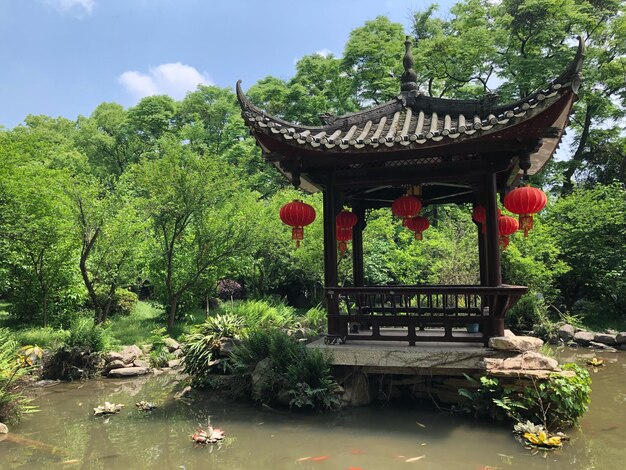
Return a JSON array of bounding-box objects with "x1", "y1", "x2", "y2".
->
[{"x1": 325, "y1": 285, "x2": 527, "y2": 345}]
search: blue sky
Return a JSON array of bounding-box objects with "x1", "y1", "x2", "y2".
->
[{"x1": 0, "y1": 0, "x2": 457, "y2": 129}]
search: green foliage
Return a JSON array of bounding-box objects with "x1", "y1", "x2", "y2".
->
[
  {"x1": 0, "y1": 329, "x2": 36, "y2": 424},
  {"x1": 111, "y1": 288, "x2": 138, "y2": 316},
  {"x1": 182, "y1": 313, "x2": 243, "y2": 385},
  {"x1": 10, "y1": 327, "x2": 69, "y2": 349},
  {"x1": 65, "y1": 317, "x2": 107, "y2": 352},
  {"x1": 147, "y1": 328, "x2": 172, "y2": 368},
  {"x1": 220, "y1": 299, "x2": 296, "y2": 330},
  {"x1": 300, "y1": 305, "x2": 327, "y2": 335},
  {"x1": 229, "y1": 329, "x2": 340, "y2": 411},
  {"x1": 459, "y1": 364, "x2": 591, "y2": 431},
  {"x1": 506, "y1": 294, "x2": 547, "y2": 333},
  {"x1": 548, "y1": 183, "x2": 626, "y2": 322}
]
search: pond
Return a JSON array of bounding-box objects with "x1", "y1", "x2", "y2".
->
[{"x1": 1, "y1": 349, "x2": 624, "y2": 469}]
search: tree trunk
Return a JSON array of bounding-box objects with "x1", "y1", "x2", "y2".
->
[
  {"x1": 79, "y1": 231, "x2": 100, "y2": 322},
  {"x1": 168, "y1": 296, "x2": 179, "y2": 332},
  {"x1": 42, "y1": 285, "x2": 48, "y2": 328},
  {"x1": 99, "y1": 283, "x2": 116, "y2": 324}
]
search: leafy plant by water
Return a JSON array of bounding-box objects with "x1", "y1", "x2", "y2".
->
[
  {"x1": 0, "y1": 329, "x2": 36, "y2": 424},
  {"x1": 458, "y1": 364, "x2": 591, "y2": 431}
]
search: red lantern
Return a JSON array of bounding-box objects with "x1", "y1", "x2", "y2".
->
[
  {"x1": 335, "y1": 209, "x2": 357, "y2": 257},
  {"x1": 503, "y1": 185, "x2": 547, "y2": 237},
  {"x1": 279, "y1": 200, "x2": 316, "y2": 248},
  {"x1": 405, "y1": 216, "x2": 430, "y2": 240},
  {"x1": 392, "y1": 195, "x2": 422, "y2": 226},
  {"x1": 336, "y1": 209, "x2": 358, "y2": 231},
  {"x1": 472, "y1": 206, "x2": 501, "y2": 234},
  {"x1": 498, "y1": 215, "x2": 519, "y2": 250},
  {"x1": 336, "y1": 226, "x2": 352, "y2": 257}
]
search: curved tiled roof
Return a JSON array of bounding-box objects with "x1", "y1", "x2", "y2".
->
[{"x1": 237, "y1": 38, "x2": 584, "y2": 155}]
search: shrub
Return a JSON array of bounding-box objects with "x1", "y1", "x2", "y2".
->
[
  {"x1": 65, "y1": 317, "x2": 107, "y2": 352},
  {"x1": 217, "y1": 279, "x2": 243, "y2": 301},
  {"x1": 459, "y1": 363, "x2": 591, "y2": 431},
  {"x1": 300, "y1": 305, "x2": 327, "y2": 334},
  {"x1": 221, "y1": 299, "x2": 296, "y2": 330},
  {"x1": 229, "y1": 329, "x2": 340, "y2": 411},
  {"x1": 0, "y1": 329, "x2": 36, "y2": 424},
  {"x1": 112, "y1": 288, "x2": 138, "y2": 316},
  {"x1": 182, "y1": 313, "x2": 243, "y2": 385},
  {"x1": 147, "y1": 327, "x2": 172, "y2": 368},
  {"x1": 506, "y1": 294, "x2": 545, "y2": 333}
]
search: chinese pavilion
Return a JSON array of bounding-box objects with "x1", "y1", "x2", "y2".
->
[{"x1": 237, "y1": 37, "x2": 585, "y2": 346}]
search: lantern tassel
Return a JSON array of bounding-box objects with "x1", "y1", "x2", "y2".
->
[
  {"x1": 338, "y1": 241, "x2": 347, "y2": 257},
  {"x1": 519, "y1": 214, "x2": 533, "y2": 237},
  {"x1": 499, "y1": 235, "x2": 510, "y2": 250}
]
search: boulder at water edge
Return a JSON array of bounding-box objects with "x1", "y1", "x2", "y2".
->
[
  {"x1": 120, "y1": 345, "x2": 143, "y2": 364},
  {"x1": 107, "y1": 367, "x2": 150, "y2": 377},
  {"x1": 574, "y1": 331, "x2": 595, "y2": 346},
  {"x1": 558, "y1": 324, "x2": 576, "y2": 342},
  {"x1": 488, "y1": 335, "x2": 543, "y2": 352},
  {"x1": 594, "y1": 333, "x2": 617, "y2": 346},
  {"x1": 616, "y1": 333, "x2": 626, "y2": 345},
  {"x1": 0, "y1": 423, "x2": 8, "y2": 434}
]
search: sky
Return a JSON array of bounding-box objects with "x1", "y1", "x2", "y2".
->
[{"x1": 0, "y1": 0, "x2": 458, "y2": 129}]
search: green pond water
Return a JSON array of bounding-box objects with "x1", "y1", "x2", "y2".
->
[{"x1": 1, "y1": 348, "x2": 625, "y2": 469}]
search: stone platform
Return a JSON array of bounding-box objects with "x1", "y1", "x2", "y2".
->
[{"x1": 308, "y1": 336, "x2": 501, "y2": 375}]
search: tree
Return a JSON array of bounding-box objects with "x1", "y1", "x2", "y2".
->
[
  {"x1": 69, "y1": 176, "x2": 147, "y2": 323},
  {"x1": 126, "y1": 138, "x2": 255, "y2": 330}
]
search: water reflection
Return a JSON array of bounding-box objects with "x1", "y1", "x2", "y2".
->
[{"x1": 1, "y1": 350, "x2": 624, "y2": 469}]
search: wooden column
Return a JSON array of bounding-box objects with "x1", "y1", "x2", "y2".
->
[
  {"x1": 352, "y1": 205, "x2": 365, "y2": 287},
  {"x1": 484, "y1": 168, "x2": 504, "y2": 337},
  {"x1": 323, "y1": 179, "x2": 340, "y2": 335}
]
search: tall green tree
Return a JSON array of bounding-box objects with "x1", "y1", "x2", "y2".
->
[{"x1": 126, "y1": 138, "x2": 255, "y2": 330}]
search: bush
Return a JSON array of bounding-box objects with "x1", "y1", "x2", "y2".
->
[
  {"x1": 217, "y1": 279, "x2": 243, "y2": 301},
  {"x1": 182, "y1": 314, "x2": 243, "y2": 385},
  {"x1": 0, "y1": 329, "x2": 36, "y2": 424},
  {"x1": 147, "y1": 328, "x2": 172, "y2": 368},
  {"x1": 65, "y1": 317, "x2": 107, "y2": 352},
  {"x1": 221, "y1": 299, "x2": 296, "y2": 329},
  {"x1": 506, "y1": 294, "x2": 545, "y2": 333},
  {"x1": 229, "y1": 329, "x2": 340, "y2": 411},
  {"x1": 459, "y1": 363, "x2": 591, "y2": 431},
  {"x1": 112, "y1": 288, "x2": 138, "y2": 316},
  {"x1": 300, "y1": 305, "x2": 327, "y2": 335}
]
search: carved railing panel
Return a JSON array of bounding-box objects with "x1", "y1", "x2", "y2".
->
[{"x1": 325, "y1": 285, "x2": 527, "y2": 345}]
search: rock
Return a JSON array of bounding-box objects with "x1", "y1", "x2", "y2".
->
[
  {"x1": 488, "y1": 336, "x2": 543, "y2": 352},
  {"x1": 573, "y1": 331, "x2": 595, "y2": 346},
  {"x1": 588, "y1": 341, "x2": 617, "y2": 352},
  {"x1": 251, "y1": 358, "x2": 273, "y2": 403},
  {"x1": 167, "y1": 359, "x2": 182, "y2": 369},
  {"x1": 174, "y1": 385, "x2": 192, "y2": 400},
  {"x1": 120, "y1": 345, "x2": 143, "y2": 364},
  {"x1": 501, "y1": 351, "x2": 560, "y2": 371},
  {"x1": 558, "y1": 324, "x2": 576, "y2": 342},
  {"x1": 340, "y1": 370, "x2": 371, "y2": 407},
  {"x1": 107, "y1": 367, "x2": 150, "y2": 378},
  {"x1": 594, "y1": 333, "x2": 617, "y2": 346},
  {"x1": 172, "y1": 348, "x2": 184, "y2": 358},
  {"x1": 133, "y1": 359, "x2": 150, "y2": 368},
  {"x1": 276, "y1": 389, "x2": 292, "y2": 407},
  {"x1": 504, "y1": 329, "x2": 516, "y2": 338},
  {"x1": 0, "y1": 423, "x2": 8, "y2": 434},
  {"x1": 162, "y1": 338, "x2": 181, "y2": 352},
  {"x1": 616, "y1": 333, "x2": 626, "y2": 345},
  {"x1": 105, "y1": 359, "x2": 126, "y2": 372},
  {"x1": 104, "y1": 351, "x2": 124, "y2": 363}
]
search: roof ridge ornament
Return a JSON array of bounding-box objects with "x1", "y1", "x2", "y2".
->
[{"x1": 401, "y1": 36, "x2": 418, "y2": 92}]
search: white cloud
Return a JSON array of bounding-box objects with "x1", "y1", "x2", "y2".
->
[
  {"x1": 314, "y1": 49, "x2": 333, "y2": 58},
  {"x1": 43, "y1": 0, "x2": 96, "y2": 17},
  {"x1": 118, "y1": 63, "x2": 213, "y2": 101}
]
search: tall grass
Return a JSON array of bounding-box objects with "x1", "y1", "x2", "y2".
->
[{"x1": 220, "y1": 299, "x2": 297, "y2": 329}]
